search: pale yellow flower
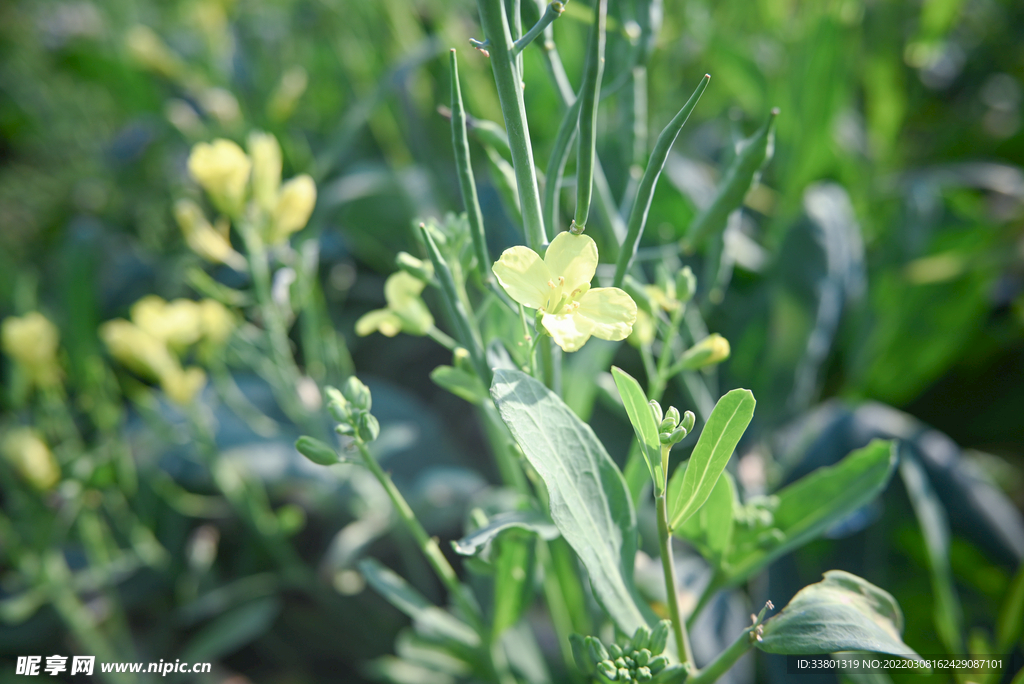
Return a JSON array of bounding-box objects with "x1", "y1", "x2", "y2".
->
[
  {"x1": 492, "y1": 232, "x2": 637, "y2": 352},
  {"x1": 355, "y1": 272, "x2": 434, "y2": 337},
  {"x1": 174, "y1": 199, "x2": 246, "y2": 270},
  {"x1": 2, "y1": 428, "x2": 60, "y2": 491},
  {"x1": 269, "y1": 174, "x2": 316, "y2": 244},
  {"x1": 198, "y1": 299, "x2": 235, "y2": 346},
  {"x1": 187, "y1": 139, "x2": 251, "y2": 216},
  {"x1": 130, "y1": 296, "x2": 204, "y2": 348},
  {"x1": 100, "y1": 319, "x2": 179, "y2": 381},
  {"x1": 160, "y1": 366, "x2": 207, "y2": 405},
  {"x1": 1, "y1": 312, "x2": 61, "y2": 387},
  {"x1": 248, "y1": 131, "x2": 282, "y2": 213},
  {"x1": 677, "y1": 333, "x2": 731, "y2": 370}
]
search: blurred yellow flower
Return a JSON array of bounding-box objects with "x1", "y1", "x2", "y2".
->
[
  {"x1": 100, "y1": 319, "x2": 179, "y2": 382},
  {"x1": 269, "y1": 175, "x2": 317, "y2": 244},
  {"x1": 199, "y1": 299, "x2": 235, "y2": 347},
  {"x1": 174, "y1": 199, "x2": 246, "y2": 270},
  {"x1": 131, "y1": 296, "x2": 204, "y2": 348},
  {"x1": 248, "y1": 131, "x2": 282, "y2": 213},
  {"x1": 2, "y1": 428, "x2": 60, "y2": 491},
  {"x1": 492, "y1": 232, "x2": 637, "y2": 352},
  {"x1": 161, "y1": 366, "x2": 208, "y2": 406},
  {"x1": 125, "y1": 25, "x2": 184, "y2": 79},
  {"x1": 677, "y1": 333, "x2": 731, "y2": 371},
  {"x1": 1, "y1": 312, "x2": 61, "y2": 387},
  {"x1": 187, "y1": 139, "x2": 251, "y2": 216},
  {"x1": 355, "y1": 272, "x2": 434, "y2": 337}
]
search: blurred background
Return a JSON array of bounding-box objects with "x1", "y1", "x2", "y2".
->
[{"x1": 1, "y1": 0, "x2": 1022, "y2": 682}]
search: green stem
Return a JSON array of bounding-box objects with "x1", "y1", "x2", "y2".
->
[
  {"x1": 477, "y1": 0, "x2": 547, "y2": 249},
  {"x1": 450, "y1": 50, "x2": 492, "y2": 285},
  {"x1": 354, "y1": 439, "x2": 482, "y2": 630},
  {"x1": 613, "y1": 75, "x2": 710, "y2": 288},
  {"x1": 427, "y1": 326, "x2": 458, "y2": 351},
  {"x1": 686, "y1": 624, "x2": 755, "y2": 684},
  {"x1": 572, "y1": 0, "x2": 607, "y2": 234},
  {"x1": 656, "y1": 445, "x2": 694, "y2": 667},
  {"x1": 513, "y1": 1, "x2": 565, "y2": 55},
  {"x1": 650, "y1": 304, "x2": 687, "y2": 399}
]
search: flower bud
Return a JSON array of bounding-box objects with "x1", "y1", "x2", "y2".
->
[
  {"x1": 676, "y1": 266, "x2": 696, "y2": 303},
  {"x1": 174, "y1": 199, "x2": 246, "y2": 270},
  {"x1": 199, "y1": 299, "x2": 235, "y2": 347},
  {"x1": 681, "y1": 410, "x2": 695, "y2": 434},
  {"x1": 2, "y1": 312, "x2": 61, "y2": 387},
  {"x1": 395, "y1": 252, "x2": 434, "y2": 283},
  {"x1": 617, "y1": 668, "x2": 631, "y2": 681},
  {"x1": 452, "y1": 347, "x2": 474, "y2": 374},
  {"x1": 607, "y1": 643, "x2": 623, "y2": 659},
  {"x1": 270, "y1": 174, "x2": 316, "y2": 243},
  {"x1": 597, "y1": 661, "x2": 618, "y2": 680},
  {"x1": 247, "y1": 131, "x2": 282, "y2": 213},
  {"x1": 2, "y1": 428, "x2": 60, "y2": 491},
  {"x1": 677, "y1": 333, "x2": 730, "y2": 371},
  {"x1": 648, "y1": 400, "x2": 663, "y2": 425},
  {"x1": 161, "y1": 366, "x2": 207, "y2": 406},
  {"x1": 649, "y1": 620, "x2": 671, "y2": 655},
  {"x1": 356, "y1": 412, "x2": 380, "y2": 443},
  {"x1": 635, "y1": 649, "x2": 651, "y2": 667},
  {"x1": 187, "y1": 139, "x2": 251, "y2": 217},
  {"x1": 630, "y1": 625, "x2": 651, "y2": 651},
  {"x1": 648, "y1": 655, "x2": 668, "y2": 674},
  {"x1": 131, "y1": 296, "x2": 204, "y2": 348},
  {"x1": 342, "y1": 376, "x2": 372, "y2": 412},
  {"x1": 659, "y1": 432, "x2": 673, "y2": 445},
  {"x1": 636, "y1": 666, "x2": 653, "y2": 682},
  {"x1": 295, "y1": 436, "x2": 339, "y2": 466},
  {"x1": 325, "y1": 386, "x2": 350, "y2": 422},
  {"x1": 585, "y1": 636, "x2": 609, "y2": 663}
]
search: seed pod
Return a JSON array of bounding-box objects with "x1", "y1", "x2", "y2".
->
[
  {"x1": 649, "y1": 620, "x2": 671, "y2": 655},
  {"x1": 295, "y1": 436, "x2": 339, "y2": 466},
  {"x1": 608, "y1": 643, "x2": 623, "y2": 659},
  {"x1": 635, "y1": 649, "x2": 651, "y2": 667},
  {"x1": 648, "y1": 400, "x2": 663, "y2": 424},
  {"x1": 636, "y1": 666, "x2": 653, "y2": 682},
  {"x1": 681, "y1": 410, "x2": 695, "y2": 434},
  {"x1": 586, "y1": 636, "x2": 610, "y2": 663},
  {"x1": 630, "y1": 625, "x2": 651, "y2": 651},
  {"x1": 648, "y1": 655, "x2": 668, "y2": 674}
]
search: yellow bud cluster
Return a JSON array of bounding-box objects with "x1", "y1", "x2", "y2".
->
[
  {"x1": 1, "y1": 312, "x2": 62, "y2": 389},
  {"x1": 2, "y1": 428, "x2": 60, "y2": 491}
]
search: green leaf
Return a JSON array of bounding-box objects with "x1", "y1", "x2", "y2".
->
[
  {"x1": 724, "y1": 440, "x2": 897, "y2": 586},
  {"x1": 758, "y1": 570, "x2": 923, "y2": 660},
  {"x1": 611, "y1": 366, "x2": 662, "y2": 487},
  {"x1": 668, "y1": 388, "x2": 755, "y2": 530},
  {"x1": 674, "y1": 470, "x2": 736, "y2": 565},
  {"x1": 899, "y1": 453, "x2": 964, "y2": 654},
  {"x1": 491, "y1": 369, "x2": 648, "y2": 634},
  {"x1": 182, "y1": 596, "x2": 280, "y2": 662},
  {"x1": 452, "y1": 510, "x2": 559, "y2": 557},
  {"x1": 431, "y1": 365, "x2": 488, "y2": 405},
  {"x1": 359, "y1": 558, "x2": 480, "y2": 648}
]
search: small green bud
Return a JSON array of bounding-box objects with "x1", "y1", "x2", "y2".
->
[
  {"x1": 325, "y1": 386, "x2": 350, "y2": 422},
  {"x1": 662, "y1": 406, "x2": 681, "y2": 430},
  {"x1": 395, "y1": 251, "x2": 434, "y2": 283},
  {"x1": 597, "y1": 660, "x2": 618, "y2": 680},
  {"x1": 667, "y1": 427, "x2": 687, "y2": 444},
  {"x1": 630, "y1": 625, "x2": 651, "y2": 652},
  {"x1": 636, "y1": 666, "x2": 653, "y2": 682},
  {"x1": 570, "y1": 634, "x2": 596, "y2": 676},
  {"x1": 648, "y1": 655, "x2": 668, "y2": 674},
  {"x1": 607, "y1": 643, "x2": 623, "y2": 659},
  {"x1": 681, "y1": 410, "x2": 695, "y2": 434},
  {"x1": 585, "y1": 636, "x2": 609, "y2": 663},
  {"x1": 617, "y1": 668, "x2": 631, "y2": 682},
  {"x1": 342, "y1": 376, "x2": 372, "y2": 411},
  {"x1": 677, "y1": 333, "x2": 730, "y2": 371},
  {"x1": 295, "y1": 436, "x2": 339, "y2": 466},
  {"x1": 356, "y1": 412, "x2": 380, "y2": 443},
  {"x1": 614, "y1": 657, "x2": 626, "y2": 668},
  {"x1": 453, "y1": 347, "x2": 474, "y2": 374},
  {"x1": 659, "y1": 432, "x2": 673, "y2": 445},
  {"x1": 676, "y1": 266, "x2": 696, "y2": 302},
  {"x1": 335, "y1": 422, "x2": 355, "y2": 437},
  {"x1": 635, "y1": 649, "x2": 651, "y2": 667},
  {"x1": 649, "y1": 620, "x2": 671, "y2": 655},
  {"x1": 648, "y1": 400, "x2": 663, "y2": 425}
]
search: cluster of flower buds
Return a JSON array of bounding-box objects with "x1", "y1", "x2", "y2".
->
[
  {"x1": 648, "y1": 401, "x2": 695, "y2": 446},
  {"x1": 582, "y1": 622, "x2": 672, "y2": 683},
  {"x1": 327, "y1": 376, "x2": 380, "y2": 444}
]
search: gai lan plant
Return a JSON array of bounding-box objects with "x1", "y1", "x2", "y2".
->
[{"x1": 294, "y1": 1, "x2": 923, "y2": 682}]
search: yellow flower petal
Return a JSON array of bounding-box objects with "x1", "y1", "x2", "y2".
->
[
  {"x1": 544, "y1": 231, "x2": 598, "y2": 296},
  {"x1": 492, "y1": 246, "x2": 551, "y2": 309},
  {"x1": 576, "y1": 287, "x2": 637, "y2": 341},
  {"x1": 355, "y1": 309, "x2": 403, "y2": 337},
  {"x1": 541, "y1": 312, "x2": 593, "y2": 353},
  {"x1": 270, "y1": 174, "x2": 317, "y2": 243},
  {"x1": 384, "y1": 271, "x2": 426, "y2": 307},
  {"x1": 187, "y1": 139, "x2": 251, "y2": 216},
  {"x1": 248, "y1": 131, "x2": 282, "y2": 212},
  {"x1": 162, "y1": 366, "x2": 207, "y2": 406}
]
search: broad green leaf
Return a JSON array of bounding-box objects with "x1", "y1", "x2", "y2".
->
[
  {"x1": 492, "y1": 530, "x2": 536, "y2": 637},
  {"x1": 674, "y1": 469, "x2": 735, "y2": 564},
  {"x1": 359, "y1": 558, "x2": 480, "y2": 648},
  {"x1": 899, "y1": 453, "x2": 964, "y2": 654},
  {"x1": 431, "y1": 365, "x2": 488, "y2": 405},
  {"x1": 758, "y1": 570, "x2": 923, "y2": 661},
  {"x1": 725, "y1": 440, "x2": 897, "y2": 586},
  {"x1": 668, "y1": 388, "x2": 755, "y2": 530},
  {"x1": 611, "y1": 366, "x2": 661, "y2": 486},
  {"x1": 182, "y1": 596, "x2": 280, "y2": 662},
  {"x1": 452, "y1": 510, "x2": 559, "y2": 557},
  {"x1": 491, "y1": 369, "x2": 647, "y2": 634}
]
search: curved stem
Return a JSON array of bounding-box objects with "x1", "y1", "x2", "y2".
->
[{"x1": 656, "y1": 444, "x2": 694, "y2": 667}]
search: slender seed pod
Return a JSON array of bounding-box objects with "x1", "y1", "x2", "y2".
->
[
  {"x1": 449, "y1": 50, "x2": 492, "y2": 284},
  {"x1": 571, "y1": 0, "x2": 607, "y2": 235}
]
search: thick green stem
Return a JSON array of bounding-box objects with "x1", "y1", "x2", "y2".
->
[
  {"x1": 656, "y1": 445, "x2": 694, "y2": 667},
  {"x1": 355, "y1": 439, "x2": 482, "y2": 630},
  {"x1": 477, "y1": 0, "x2": 547, "y2": 249},
  {"x1": 687, "y1": 624, "x2": 754, "y2": 684}
]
